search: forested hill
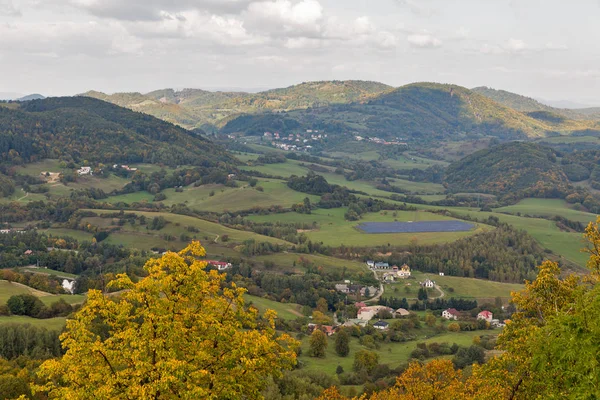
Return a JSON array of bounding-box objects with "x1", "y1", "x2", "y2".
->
[
  {"x1": 0, "y1": 97, "x2": 236, "y2": 167},
  {"x1": 472, "y1": 86, "x2": 600, "y2": 121},
  {"x1": 444, "y1": 142, "x2": 570, "y2": 196},
  {"x1": 83, "y1": 80, "x2": 392, "y2": 131},
  {"x1": 222, "y1": 83, "x2": 598, "y2": 140}
]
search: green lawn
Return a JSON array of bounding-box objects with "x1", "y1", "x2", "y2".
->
[
  {"x1": 0, "y1": 281, "x2": 85, "y2": 306},
  {"x1": 412, "y1": 204, "x2": 589, "y2": 267},
  {"x1": 298, "y1": 330, "x2": 484, "y2": 375},
  {"x1": 252, "y1": 253, "x2": 368, "y2": 275},
  {"x1": 240, "y1": 160, "x2": 314, "y2": 178},
  {"x1": 0, "y1": 316, "x2": 67, "y2": 331},
  {"x1": 393, "y1": 271, "x2": 525, "y2": 302},
  {"x1": 244, "y1": 295, "x2": 303, "y2": 321},
  {"x1": 83, "y1": 209, "x2": 290, "y2": 247},
  {"x1": 247, "y1": 208, "x2": 488, "y2": 247},
  {"x1": 496, "y1": 198, "x2": 598, "y2": 224},
  {"x1": 105, "y1": 179, "x2": 319, "y2": 213},
  {"x1": 17, "y1": 266, "x2": 79, "y2": 279}
]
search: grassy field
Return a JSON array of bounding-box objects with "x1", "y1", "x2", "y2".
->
[
  {"x1": 83, "y1": 209, "x2": 290, "y2": 247},
  {"x1": 411, "y1": 203, "x2": 590, "y2": 267},
  {"x1": 240, "y1": 160, "x2": 315, "y2": 178},
  {"x1": 17, "y1": 266, "x2": 79, "y2": 279},
  {"x1": 496, "y1": 198, "x2": 598, "y2": 224},
  {"x1": 0, "y1": 316, "x2": 67, "y2": 331},
  {"x1": 387, "y1": 271, "x2": 525, "y2": 302},
  {"x1": 247, "y1": 208, "x2": 488, "y2": 247},
  {"x1": 244, "y1": 295, "x2": 304, "y2": 320},
  {"x1": 298, "y1": 329, "x2": 484, "y2": 375},
  {"x1": 105, "y1": 179, "x2": 319, "y2": 213},
  {"x1": 0, "y1": 281, "x2": 85, "y2": 306},
  {"x1": 252, "y1": 253, "x2": 368, "y2": 275}
]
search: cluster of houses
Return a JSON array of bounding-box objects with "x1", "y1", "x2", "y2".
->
[
  {"x1": 112, "y1": 164, "x2": 138, "y2": 172},
  {"x1": 263, "y1": 130, "x2": 327, "y2": 152},
  {"x1": 77, "y1": 166, "x2": 92, "y2": 176},
  {"x1": 205, "y1": 260, "x2": 232, "y2": 271},
  {"x1": 354, "y1": 136, "x2": 408, "y2": 147},
  {"x1": 334, "y1": 281, "x2": 379, "y2": 298},
  {"x1": 0, "y1": 228, "x2": 25, "y2": 234},
  {"x1": 382, "y1": 264, "x2": 411, "y2": 282},
  {"x1": 441, "y1": 308, "x2": 505, "y2": 328}
]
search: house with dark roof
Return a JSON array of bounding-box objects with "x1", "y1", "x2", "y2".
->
[{"x1": 373, "y1": 320, "x2": 389, "y2": 330}]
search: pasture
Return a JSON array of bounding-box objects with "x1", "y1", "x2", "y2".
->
[
  {"x1": 0, "y1": 316, "x2": 67, "y2": 331},
  {"x1": 496, "y1": 198, "x2": 598, "y2": 224},
  {"x1": 252, "y1": 253, "x2": 368, "y2": 275},
  {"x1": 247, "y1": 208, "x2": 488, "y2": 247},
  {"x1": 298, "y1": 329, "x2": 484, "y2": 376},
  {"x1": 0, "y1": 281, "x2": 86, "y2": 306},
  {"x1": 244, "y1": 295, "x2": 303, "y2": 321},
  {"x1": 358, "y1": 220, "x2": 474, "y2": 234}
]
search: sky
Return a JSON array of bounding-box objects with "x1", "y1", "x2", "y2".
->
[{"x1": 1, "y1": 0, "x2": 599, "y2": 104}]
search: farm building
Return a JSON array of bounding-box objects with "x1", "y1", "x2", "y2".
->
[
  {"x1": 206, "y1": 260, "x2": 232, "y2": 271},
  {"x1": 442, "y1": 308, "x2": 460, "y2": 320},
  {"x1": 478, "y1": 310, "x2": 493, "y2": 323},
  {"x1": 395, "y1": 308, "x2": 410, "y2": 317},
  {"x1": 421, "y1": 279, "x2": 435, "y2": 288}
]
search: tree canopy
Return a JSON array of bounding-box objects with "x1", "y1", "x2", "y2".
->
[{"x1": 36, "y1": 241, "x2": 298, "y2": 399}]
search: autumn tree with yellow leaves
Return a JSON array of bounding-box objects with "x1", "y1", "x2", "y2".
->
[{"x1": 35, "y1": 242, "x2": 298, "y2": 399}]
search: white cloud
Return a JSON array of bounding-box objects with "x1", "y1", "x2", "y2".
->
[
  {"x1": 246, "y1": 0, "x2": 323, "y2": 34},
  {"x1": 394, "y1": 0, "x2": 436, "y2": 17},
  {"x1": 505, "y1": 38, "x2": 527, "y2": 52},
  {"x1": 407, "y1": 33, "x2": 441, "y2": 48},
  {"x1": 0, "y1": 0, "x2": 20, "y2": 16}
]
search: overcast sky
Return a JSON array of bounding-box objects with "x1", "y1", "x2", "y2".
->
[{"x1": 1, "y1": 0, "x2": 599, "y2": 103}]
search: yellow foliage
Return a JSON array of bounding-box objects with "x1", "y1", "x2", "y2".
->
[{"x1": 35, "y1": 241, "x2": 298, "y2": 399}]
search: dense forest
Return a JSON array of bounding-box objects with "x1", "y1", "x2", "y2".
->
[
  {"x1": 0, "y1": 97, "x2": 236, "y2": 168},
  {"x1": 444, "y1": 142, "x2": 570, "y2": 197}
]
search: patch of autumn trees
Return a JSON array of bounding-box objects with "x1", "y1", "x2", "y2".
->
[{"x1": 35, "y1": 242, "x2": 299, "y2": 399}]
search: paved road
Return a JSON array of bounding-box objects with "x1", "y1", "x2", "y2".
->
[{"x1": 365, "y1": 269, "x2": 384, "y2": 304}]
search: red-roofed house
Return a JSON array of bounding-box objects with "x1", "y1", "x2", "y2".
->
[
  {"x1": 206, "y1": 260, "x2": 232, "y2": 271},
  {"x1": 442, "y1": 308, "x2": 460, "y2": 320},
  {"x1": 355, "y1": 302, "x2": 367, "y2": 308},
  {"x1": 477, "y1": 310, "x2": 493, "y2": 323}
]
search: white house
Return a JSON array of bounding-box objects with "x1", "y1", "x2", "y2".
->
[
  {"x1": 357, "y1": 307, "x2": 377, "y2": 322},
  {"x1": 366, "y1": 260, "x2": 375, "y2": 268},
  {"x1": 442, "y1": 308, "x2": 460, "y2": 320},
  {"x1": 439, "y1": 272, "x2": 445, "y2": 276},
  {"x1": 421, "y1": 279, "x2": 435, "y2": 288},
  {"x1": 477, "y1": 310, "x2": 493, "y2": 323},
  {"x1": 398, "y1": 264, "x2": 411, "y2": 278},
  {"x1": 77, "y1": 166, "x2": 92, "y2": 176}
]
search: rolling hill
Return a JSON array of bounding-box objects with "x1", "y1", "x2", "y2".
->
[
  {"x1": 224, "y1": 83, "x2": 599, "y2": 141},
  {"x1": 472, "y1": 86, "x2": 600, "y2": 121},
  {"x1": 83, "y1": 80, "x2": 393, "y2": 131},
  {"x1": 0, "y1": 97, "x2": 236, "y2": 168},
  {"x1": 444, "y1": 142, "x2": 570, "y2": 196}
]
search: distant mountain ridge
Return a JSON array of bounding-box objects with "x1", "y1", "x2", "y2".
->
[
  {"x1": 472, "y1": 86, "x2": 600, "y2": 121},
  {"x1": 223, "y1": 82, "x2": 600, "y2": 141},
  {"x1": 82, "y1": 80, "x2": 393, "y2": 131},
  {"x1": 17, "y1": 94, "x2": 46, "y2": 101}
]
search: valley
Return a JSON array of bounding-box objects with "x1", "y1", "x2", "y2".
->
[{"x1": 1, "y1": 81, "x2": 599, "y2": 399}]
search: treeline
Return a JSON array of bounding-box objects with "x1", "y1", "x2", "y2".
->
[
  {"x1": 378, "y1": 296, "x2": 478, "y2": 312},
  {"x1": 389, "y1": 222, "x2": 544, "y2": 283},
  {"x1": 2, "y1": 294, "x2": 75, "y2": 319},
  {"x1": 0, "y1": 324, "x2": 62, "y2": 360}
]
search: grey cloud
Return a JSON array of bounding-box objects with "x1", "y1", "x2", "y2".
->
[{"x1": 70, "y1": 0, "x2": 254, "y2": 21}]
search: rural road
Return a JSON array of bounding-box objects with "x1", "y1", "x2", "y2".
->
[
  {"x1": 17, "y1": 189, "x2": 28, "y2": 201},
  {"x1": 365, "y1": 269, "x2": 384, "y2": 304},
  {"x1": 434, "y1": 284, "x2": 445, "y2": 299}
]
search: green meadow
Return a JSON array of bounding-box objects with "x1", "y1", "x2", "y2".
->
[{"x1": 247, "y1": 208, "x2": 488, "y2": 247}]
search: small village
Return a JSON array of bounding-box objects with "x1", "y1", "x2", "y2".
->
[
  {"x1": 263, "y1": 129, "x2": 328, "y2": 152},
  {"x1": 305, "y1": 261, "x2": 506, "y2": 338}
]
